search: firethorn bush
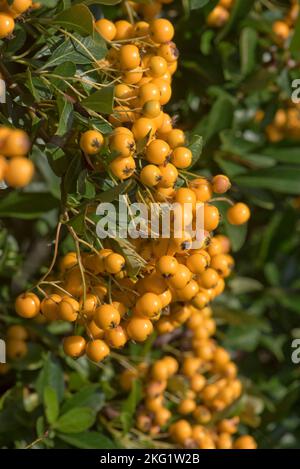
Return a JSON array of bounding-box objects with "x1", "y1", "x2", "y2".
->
[{"x1": 0, "y1": 0, "x2": 299, "y2": 449}]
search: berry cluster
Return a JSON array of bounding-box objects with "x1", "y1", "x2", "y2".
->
[
  {"x1": 119, "y1": 306, "x2": 256, "y2": 449},
  {"x1": 14, "y1": 13, "x2": 251, "y2": 365},
  {"x1": 0, "y1": 126, "x2": 34, "y2": 188},
  {"x1": 0, "y1": 0, "x2": 35, "y2": 39},
  {"x1": 266, "y1": 105, "x2": 300, "y2": 143},
  {"x1": 206, "y1": 0, "x2": 234, "y2": 28}
]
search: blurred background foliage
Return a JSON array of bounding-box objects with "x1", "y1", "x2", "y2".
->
[{"x1": 0, "y1": 0, "x2": 300, "y2": 449}]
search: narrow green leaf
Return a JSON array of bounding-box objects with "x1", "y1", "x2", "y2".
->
[
  {"x1": 188, "y1": 134, "x2": 203, "y2": 168},
  {"x1": 54, "y1": 407, "x2": 95, "y2": 433},
  {"x1": 120, "y1": 380, "x2": 142, "y2": 434},
  {"x1": 0, "y1": 192, "x2": 58, "y2": 219},
  {"x1": 81, "y1": 86, "x2": 114, "y2": 115},
  {"x1": 240, "y1": 27, "x2": 257, "y2": 76},
  {"x1": 43, "y1": 386, "x2": 59, "y2": 424},
  {"x1": 57, "y1": 431, "x2": 117, "y2": 449},
  {"x1": 53, "y1": 5, "x2": 94, "y2": 36}
]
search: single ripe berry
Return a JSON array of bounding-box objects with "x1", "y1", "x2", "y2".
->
[
  {"x1": 79, "y1": 293, "x2": 98, "y2": 320},
  {"x1": 63, "y1": 336, "x2": 86, "y2": 358},
  {"x1": 199, "y1": 268, "x2": 219, "y2": 289},
  {"x1": 142, "y1": 100, "x2": 161, "y2": 119},
  {"x1": 104, "y1": 253, "x2": 125, "y2": 274},
  {"x1": 109, "y1": 155, "x2": 135, "y2": 180},
  {"x1": 134, "y1": 21, "x2": 149, "y2": 37},
  {"x1": 41, "y1": 294, "x2": 62, "y2": 321},
  {"x1": 178, "y1": 398, "x2": 197, "y2": 415},
  {"x1": 154, "y1": 407, "x2": 171, "y2": 426},
  {"x1": 136, "y1": 292, "x2": 162, "y2": 318},
  {"x1": 227, "y1": 202, "x2": 250, "y2": 225},
  {"x1": 171, "y1": 146, "x2": 192, "y2": 169},
  {"x1": 169, "y1": 420, "x2": 192, "y2": 445},
  {"x1": 272, "y1": 20, "x2": 290, "y2": 42},
  {"x1": 95, "y1": 18, "x2": 116, "y2": 41},
  {"x1": 190, "y1": 178, "x2": 212, "y2": 202},
  {"x1": 166, "y1": 129, "x2": 185, "y2": 148},
  {"x1": 146, "y1": 139, "x2": 170, "y2": 165},
  {"x1": 7, "y1": 325, "x2": 28, "y2": 341},
  {"x1": 7, "y1": 0, "x2": 32, "y2": 17},
  {"x1": 140, "y1": 164, "x2": 162, "y2": 187},
  {"x1": 5, "y1": 157, "x2": 34, "y2": 188},
  {"x1": 126, "y1": 316, "x2": 153, "y2": 342},
  {"x1": 175, "y1": 187, "x2": 197, "y2": 209},
  {"x1": 168, "y1": 264, "x2": 192, "y2": 290},
  {"x1": 186, "y1": 253, "x2": 209, "y2": 274},
  {"x1": 0, "y1": 13, "x2": 15, "y2": 39},
  {"x1": 109, "y1": 132, "x2": 135, "y2": 157},
  {"x1": 119, "y1": 44, "x2": 140, "y2": 70},
  {"x1": 150, "y1": 360, "x2": 169, "y2": 381},
  {"x1": 6, "y1": 339, "x2": 28, "y2": 360},
  {"x1": 138, "y1": 83, "x2": 160, "y2": 105},
  {"x1": 86, "y1": 339, "x2": 110, "y2": 362},
  {"x1": 233, "y1": 436, "x2": 257, "y2": 450},
  {"x1": 192, "y1": 290, "x2": 210, "y2": 309},
  {"x1": 105, "y1": 325, "x2": 128, "y2": 348},
  {"x1": 94, "y1": 304, "x2": 120, "y2": 330},
  {"x1": 158, "y1": 41, "x2": 179, "y2": 63},
  {"x1": 147, "y1": 56, "x2": 168, "y2": 78},
  {"x1": 2, "y1": 129, "x2": 30, "y2": 156},
  {"x1": 114, "y1": 20, "x2": 133, "y2": 40},
  {"x1": 15, "y1": 292, "x2": 40, "y2": 318},
  {"x1": 59, "y1": 252, "x2": 77, "y2": 273},
  {"x1": 150, "y1": 18, "x2": 174, "y2": 43},
  {"x1": 157, "y1": 112, "x2": 173, "y2": 136},
  {"x1": 132, "y1": 117, "x2": 156, "y2": 141},
  {"x1": 212, "y1": 174, "x2": 231, "y2": 194},
  {"x1": 80, "y1": 130, "x2": 104, "y2": 155},
  {"x1": 207, "y1": 5, "x2": 229, "y2": 28},
  {"x1": 157, "y1": 255, "x2": 178, "y2": 278},
  {"x1": 58, "y1": 297, "x2": 79, "y2": 322},
  {"x1": 157, "y1": 163, "x2": 178, "y2": 188},
  {"x1": 151, "y1": 78, "x2": 172, "y2": 105},
  {"x1": 204, "y1": 204, "x2": 220, "y2": 231},
  {"x1": 86, "y1": 320, "x2": 104, "y2": 340}
]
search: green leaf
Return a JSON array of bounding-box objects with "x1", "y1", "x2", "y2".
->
[
  {"x1": 215, "y1": 200, "x2": 248, "y2": 251},
  {"x1": 240, "y1": 27, "x2": 257, "y2": 76},
  {"x1": 81, "y1": 86, "x2": 114, "y2": 115},
  {"x1": 61, "y1": 385, "x2": 104, "y2": 414},
  {"x1": 188, "y1": 134, "x2": 203, "y2": 168},
  {"x1": 45, "y1": 34, "x2": 106, "y2": 68},
  {"x1": 54, "y1": 407, "x2": 95, "y2": 433},
  {"x1": 57, "y1": 431, "x2": 117, "y2": 449},
  {"x1": 262, "y1": 146, "x2": 300, "y2": 164},
  {"x1": 190, "y1": 0, "x2": 210, "y2": 9},
  {"x1": 0, "y1": 192, "x2": 58, "y2": 219},
  {"x1": 50, "y1": 62, "x2": 76, "y2": 91},
  {"x1": 234, "y1": 167, "x2": 300, "y2": 194},
  {"x1": 290, "y1": 11, "x2": 300, "y2": 59},
  {"x1": 205, "y1": 96, "x2": 234, "y2": 142},
  {"x1": 56, "y1": 95, "x2": 74, "y2": 136},
  {"x1": 43, "y1": 386, "x2": 59, "y2": 424},
  {"x1": 53, "y1": 4, "x2": 94, "y2": 36},
  {"x1": 36, "y1": 353, "x2": 65, "y2": 403},
  {"x1": 120, "y1": 380, "x2": 142, "y2": 434},
  {"x1": 229, "y1": 277, "x2": 264, "y2": 294}
]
